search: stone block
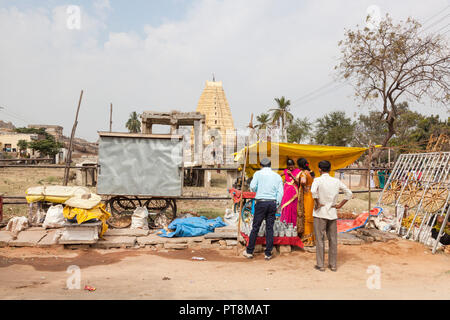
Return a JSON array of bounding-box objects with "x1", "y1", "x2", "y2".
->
[
  {"x1": 360, "y1": 229, "x2": 398, "y2": 242},
  {"x1": 105, "y1": 228, "x2": 149, "y2": 237},
  {"x1": 226, "y1": 239, "x2": 237, "y2": 246},
  {"x1": 164, "y1": 243, "x2": 188, "y2": 250},
  {"x1": 59, "y1": 221, "x2": 102, "y2": 244},
  {"x1": 337, "y1": 233, "x2": 364, "y2": 245},
  {"x1": 136, "y1": 234, "x2": 166, "y2": 246},
  {"x1": 65, "y1": 244, "x2": 91, "y2": 250},
  {"x1": 37, "y1": 230, "x2": 61, "y2": 247},
  {"x1": 9, "y1": 230, "x2": 47, "y2": 247},
  {"x1": 166, "y1": 237, "x2": 189, "y2": 244},
  {"x1": 204, "y1": 232, "x2": 237, "y2": 239},
  {"x1": 0, "y1": 231, "x2": 13, "y2": 247},
  {"x1": 93, "y1": 236, "x2": 136, "y2": 249},
  {"x1": 215, "y1": 225, "x2": 238, "y2": 234},
  {"x1": 355, "y1": 234, "x2": 375, "y2": 243}
]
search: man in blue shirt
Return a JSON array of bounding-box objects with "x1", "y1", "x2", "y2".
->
[{"x1": 243, "y1": 158, "x2": 284, "y2": 260}]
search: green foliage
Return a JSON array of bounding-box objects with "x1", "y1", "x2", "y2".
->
[
  {"x1": 15, "y1": 127, "x2": 47, "y2": 135},
  {"x1": 255, "y1": 113, "x2": 271, "y2": 129},
  {"x1": 126, "y1": 111, "x2": 141, "y2": 133},
  {"x1": 315, "y1": 111, "x2": 355, "y2": 146},
  {"x1": 269, "y1": 96, "x2": 294, "y2": 128},
  {"x1": 17, "y1": 139, "x2": 28, "y2": 151},
  {"x1": 28, "y1": 137, "x2": 64, "y2": 157},
  {"x1": 287, "y1": 117, "x2": 312, "y2": 144}
]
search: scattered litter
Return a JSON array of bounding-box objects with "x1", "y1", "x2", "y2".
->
[
  {"x1": 84, "y1": 285, "x2": 96, "y2": 291},
  {"x1": 162, "y1": 276, "x2": 171, "y2": 280},
  {"x1": 192, "y1": 257, "x2": 206, "y2": 261}
]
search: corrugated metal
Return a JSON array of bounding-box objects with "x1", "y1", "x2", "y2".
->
[{"x1": 97, "y1": 136, "x2": 183, "y2": 196}]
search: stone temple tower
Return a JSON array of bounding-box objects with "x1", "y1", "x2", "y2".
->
[{"x1": 196, "y1": 80, "x2": 235, "y2": 145}]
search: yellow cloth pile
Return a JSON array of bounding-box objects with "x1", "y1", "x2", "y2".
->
[{"x1": 63, "y1": 203, "x2": 111, "y2": 237}]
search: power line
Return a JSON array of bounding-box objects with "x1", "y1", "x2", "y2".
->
[
  {"x1": 420, "y1": 4, "x2": 450, "y2": 26},
  {"x1": 420, "y1": 13, "x2": 450, "y2": 34},
  {"x1": 0, "y1": 108, "x2": 29, "y2": 125},
  {"x1": 290, "y1": 82, "x2": 349, "y2": 109}
]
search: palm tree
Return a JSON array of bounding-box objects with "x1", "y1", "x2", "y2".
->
[
  {"x1": 126, "y1": 111, "x2": 141, "y2": 133},
  {"x1": 269, "y1": 96, "x2": 293, "y2": 141},
  {"x1": 255, "y1": 113, "x2": 271, "y2": 129}
]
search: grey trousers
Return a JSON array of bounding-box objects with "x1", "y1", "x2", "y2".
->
[{"x1": 313, "y1": 217, "x2": 337, "y2": 268}]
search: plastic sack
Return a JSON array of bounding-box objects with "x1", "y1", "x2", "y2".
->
[
  {"x1": 6, "y1": 216, "x2": 29, "y2": 238},
  {"x1": 43, "y1": 205, "x2": 65, "y2": 229},
  {"x1": 223, "y1": 208, "x2": 238, "y2": 226},
  {"x1": 131, "y1": 207, "x2": 149, "y2": 230}
]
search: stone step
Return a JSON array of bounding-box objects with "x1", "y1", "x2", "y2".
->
[
  {"x1": 359, "y1": 229, "x2": 398, "y2": 242},
  {"x1": 0, "y1": 231, "x2": 13, "y2": 247},
  {"x1": 8, "y1": 230, "x2": 48, "y2": 247},
  {"x1": 136, "y1": 234, "x2": 166, "y2": 246},
  {"x1": 105, "y1": 228, "x2": 149, "y2": 237},
  {"x1": 337, "y1": 233, "x2": 364, "y2": 245},
  {"x1": 215, "y1": 225, "x2": 238, "y2": 234},
  {"x1": 37, "y1": 230, "x2": 62, "y2": 247},
  {"x1": 204, "y1": 232, "x2": 238, "y2": 239},
  {"x1": 93, "y1": 236, "x2": 137, "y2": 249}
]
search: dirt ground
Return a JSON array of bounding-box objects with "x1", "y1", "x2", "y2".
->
[{"x1": 0, "y1": 239, "x2": 449, "y2": 300}]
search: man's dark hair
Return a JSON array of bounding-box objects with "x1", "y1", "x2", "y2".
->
[
  {"x1": 318, "y1": 160, "x2": 331, "y2": 172},
  {"x1": 260, "y1": 158, "x2": 271, "y2": 167}
]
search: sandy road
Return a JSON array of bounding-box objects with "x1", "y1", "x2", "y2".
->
[{"x1": 0, "y1": 239, "x2": 449, "y2": 300}]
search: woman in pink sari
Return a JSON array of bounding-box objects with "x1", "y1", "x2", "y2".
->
[{"x1": 280, "y1": 159, "x2": 300, "y2": 226}]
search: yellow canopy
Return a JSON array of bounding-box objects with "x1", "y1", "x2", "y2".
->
[{"x1": 235, "y1": 141, "x2": 367, "y2": 177}]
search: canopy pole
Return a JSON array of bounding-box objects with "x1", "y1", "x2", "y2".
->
[{"x1": 236, "y1": 114, "x2": 252, "y2": 256}]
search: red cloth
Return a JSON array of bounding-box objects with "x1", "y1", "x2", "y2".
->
[
  {"x1": 229, "y1": 188, "x2": 256, "y2": 203},
  {"x1": 337, "y1": 207, "x2": 382, "y2": 233},
  {"x1": 241, "y1": 232, "x2": 304, "y2": 248}
]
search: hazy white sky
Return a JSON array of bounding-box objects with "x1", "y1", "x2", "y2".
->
[{"x1": 0, "y1": 0, "x2": 449, "y2": 142}]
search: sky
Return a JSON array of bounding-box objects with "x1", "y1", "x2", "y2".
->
[{"x1": 0, "y1": 0, "x2": 449, "y2": 142}]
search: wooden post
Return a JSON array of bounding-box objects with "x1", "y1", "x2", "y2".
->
[
  {"x1": 236, "y1": 138, "x2": 249, "y2": 255},
  {"x1": 109, "y1": 103, "x2": 113, "y2": 132},
  {"x1": 63, "y1": 90, "x2": 84, "y2": 186},
  {"x1": 236, "y1": 114, "x2": 253, "y2": 255}
]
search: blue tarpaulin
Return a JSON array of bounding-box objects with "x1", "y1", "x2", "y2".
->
[{"x1": 158, "y1": 216, "x2": 227, "y2": 238}]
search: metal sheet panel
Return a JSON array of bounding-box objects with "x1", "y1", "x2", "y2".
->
[{"x1": 97, "y1": 136, "x2": 183, "y2": 196}]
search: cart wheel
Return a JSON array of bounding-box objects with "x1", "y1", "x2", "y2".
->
[
  {"x1": 105, "y1": 196, "x2": 134, "y2": 229},
  {"x1": 399, "y1": 182, "x2": 422, "y2": 209},
  {"x1": 146, "y1": 198, "x2": 177, "y2": 229},
  {"x1": 382, "y1": 180, "x2": 402, "y2": 205},
  {"x1": 422, "y1": 183, "x2": 448, "y2": 213}
]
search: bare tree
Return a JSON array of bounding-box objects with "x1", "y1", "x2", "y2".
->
[{"x1": 336, "y1": 14, "x2": 449, "y2": 158}]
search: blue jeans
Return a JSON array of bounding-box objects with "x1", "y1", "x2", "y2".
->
[{"x1": 246, "y1": 200, "x2": 277, "y2": 256}]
